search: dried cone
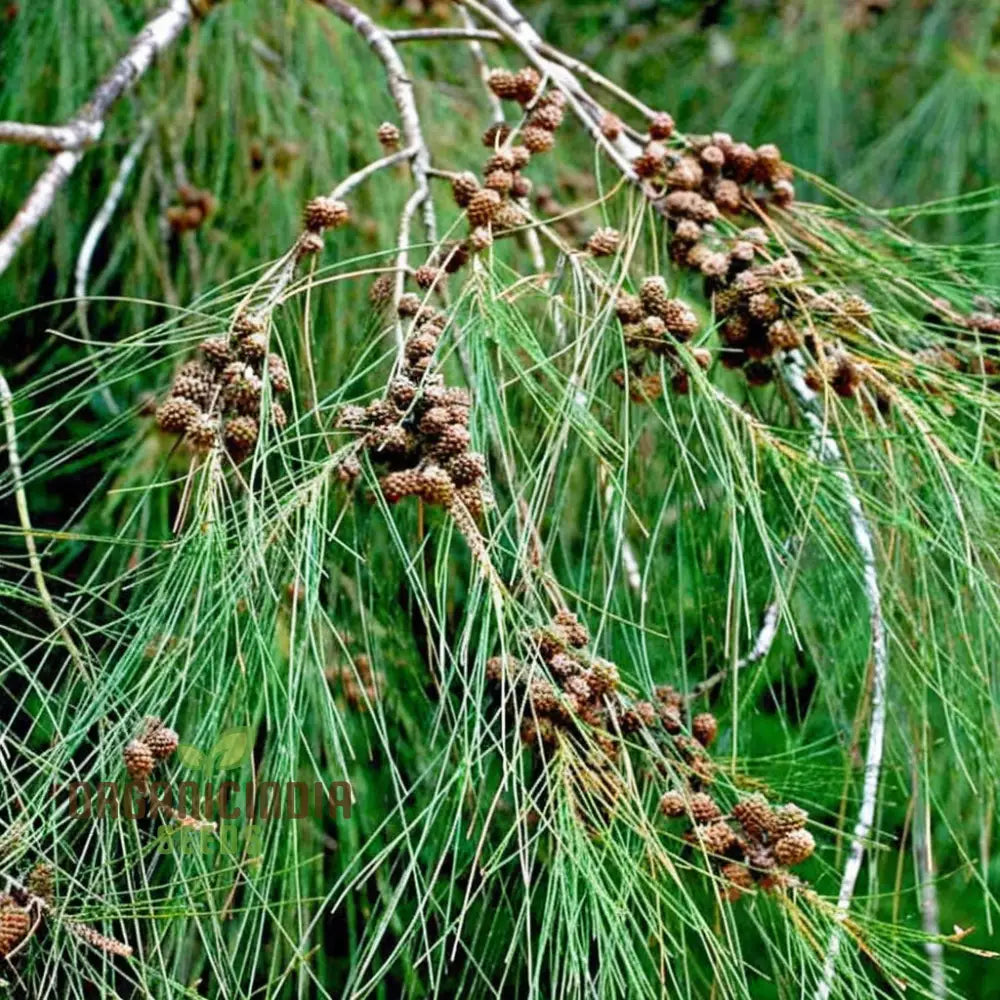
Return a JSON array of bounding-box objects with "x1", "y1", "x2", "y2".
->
[
  {"x1": 186, "y1": 414, "x2": 219, "y2": 452},
  {"x1": 224, "y1": 415, "x2": 259, "y2": 455},
  {"x1": 467, "y1": 188, "x2": 502, "y2": 227},
  {"x1": 124, "y1": 739, "x2": 155, "y2": 780},
  {"x1": 451, "y1": 172, "x2": 480, "y2": 208},
  {"x1": 418, "y1": 465, "x2": 455, "y2": 506},
  {"x1": 528, "y1": 102, "x2": 564, "y2": 132},
  {"x1": 692, "y1": 712, "x2": 718, "y2": 747},
  {"x1": 600, "y1": 112, "x2": 623, "y2": 140},
  {"x1": 521, "y1": 126, "x2": 554, "y2": 154},
  {"x1": 26, "y1": 863, "x2": 54, "y2": 904},
  {"x1": 487, "y1": 68, "x2": 518, "y2": 101},
  {"x1": 414, "y1": 265, "x2": 441, "y2": 290},
  {"x1": 144, "y1": 725, "x2": 179, "y2": 760},
  {"x1": 774, "y1": 829, "x2": 815, "y2": 867},
  {"x1": 660, "y1": 790, "x2": 686, "y2": 818},
  {"x1": 732, "y1": 794, "x2": 775, "y2": 840},
  {"x1": 156, "y1": 397, "x2": 200, "y2": 434},
  {"x1": 586, "y1": 227, "x2": 621, "y2": 258},
  {"x1": 377, "y1": 121, "x2": 401, "y2": 149},
  {"x1": 303, "y1": 196, "x2": 349, "y2": 231},
  {"x1": 200, "y1": 337, "x2": 232, "y2": 368},
  {"x1": 369, "y1": 274, "x2": 394, "y2": 308},
  {"x1": 513, "y1": 67, "x2": 541, "y2": 103},
  {"x1": 720, "y1": 863, "x2": 754, "y2": 901},
  {"x1": 482, "y1": 122, "x2": 512, "y2": 148},
  {"x1": 693, "y1": 821, "x2": 735, "y2": 856},
  {"x1": 648, "y1": 111, "x2": 675, "y2": 140},
  {"x1": 689, "y1": 791, "x2": 721, "y2": 824},
  {"x1": 0, "y1": 903, "x2": 31, "y2": 957},
  {"x1": 773, "y1": 803, "x2": 808, "y2": 837}
]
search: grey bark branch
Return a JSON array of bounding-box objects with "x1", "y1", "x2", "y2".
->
[
  {"x1": 0, "y1": 120, "x2": 101, "y2": 151},
  {"x1": 780, "y1": 351, "x2": 889, "y2": 1000},
  {"x1": 0, "y1": 0, "x2": 201, "y2": 278}
]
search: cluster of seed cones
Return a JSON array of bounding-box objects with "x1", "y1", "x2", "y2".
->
[
  {"x1": 326, "y1": 652, "x2": 384, "y2": 711},
  {"x1": 166, "y1": 183, "x2": 216, "y2": 233},
  {"x1": 612, "y1": 277, "x2": 710, "y2": 400},
  {"x1": 628, "y1": 115, "x2": 794, "y2": 221},
  {"x1": 335, "y1": 295, "x2": 489, "y2": 518},
  {"x1": 154, "y1": 311, "x2": 290, "y2": 461},
  {"x1": 661, "y1": 784, "x2": 815, "y2": 902},
  {"x1": 123, "y1": 717, "x2": 179, "y2": 781},
  {"x1": 0, "y1": 863, "x2": 51, "y2": 958},
  {"x1": 920, "y1": 297, "x2": 1000, "y2": 383}
]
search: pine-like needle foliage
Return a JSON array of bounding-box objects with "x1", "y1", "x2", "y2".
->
[{"x1": 1, "y1": 3, "x2": 999, "y2": 999}]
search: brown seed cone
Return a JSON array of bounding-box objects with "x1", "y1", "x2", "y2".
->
[
  {"x1": 639, "y1": 276, "x2": 669, "y2": 317},
  {"x1": 735, "y1": 269, "x2": 768, "y2": 298},
  {"x1": 648, "y1": 111, "x2": 675, "y2": 140},
  {"x1": 432, "y1": 423, "x2": 471, "y2": 459},
  {"x1": 26, "y1": 862, "x2": 54, "y2": 904},
  {"x1": 712, "y1": 178, "x2": 743, "y2": 214},
  {"x1": 689, "y1": 791, "x2": 721, "y2": 824},
  {"x1": 774, "y1": 829, "x2": 815, "y2": 867},
  {"x1": 771, "y1": 179, "x2": 796, "y2": 206},
  {"x1": 660, "y1": 790, "x2": 686, "y2": 818},
  {"x1": 388, "y1": 376, "x2": 417, "y2": 410},
  {"x1": 303, "y1": 196, "x2": 349, "y2": 232},
  {"x1": 454, "y1": 482, "x2": 486, "y2": 519},
  {"x1": 224, "y1": 415, "x2": 259, "y2": 455},
  {"x1": 379, "y1": 469, "x2": 422, "y2": 503},
  {"x1": 366, "y1": 400, "x2": 402, "y2": 427},
  {"x1": 171, "y1": 369, "x2": 214, "y2": 408},
  {"x1": 377, "y1": 121, "x2": 401, "y2": 149},
  {"x1": 632, "y1": 151, "x2": 663, "y2": 179},
  {"x1": 417, "y1": 405, "x2": 450, "y2": 436},
  {"x1": 721, "y1": 862, "x2": 754, "y2": 901},
  {"x1": 414, "y1": 264, "x2": 441, "y2": 289},
  {"x1": 773, "y1": 803, "x2": 809, "y2": 838},
  {"x1": 296, "y1": 231, "x2": 324, "y2": 258},
  {"x1": 692, "y1": 712, "x2": 718, "y2": 748},
  {"x1": 586, "y1": 227, "x2": 621, "y2": 257},
  {"x1": 270, "y1": 402, "x2": 287, "y2": 430},
  {"x1": 418, "y1": 465, "x2": 455, "y2": 506},
  {"x1": 754, "y1": 143, "x2": 782, "y2": 183},
  {"x1": 553, "y1": 609, "x2": 588, "y2": 647},
  {"x1": 586, "y1": 658, "x2": 620, "y2": 695},
  {"x1": 467, "y1": 188, "x2": 502, "y2": 226},
  {"x1": 446, "y1": 451, "x2": 486, "y2": 486},
  {"x1": 144, "y1": 725, "x2": 179, "y2": 760},
  {"x1": 521, "y1": 126, "x2": 554, "y2": 154},
  {"x1": 616, "y1": 293, "x2": 644, "y2": 324},
  {"x1": 335, "y1": 455, "x2": 361, "y2": 484},
  {"x1": 233, "y1": 311, "x2": 265, "y2": 337},
  {"x1": 493, "y1": 202, "x2": 528, "y2": 230},
  {"x1": 724, "y1": 142, "x2": 757, "y2": 183},
  {"x1": 666, "y1": 157, "x2": 704, "y2": 191},
  {"x1": 513, "y1": 66, "x2": 542, "y2": 103},
  {"x1": 714, "y1": 288, "x2": 742, "y2": 317},
  {"x1": 832, "y1": 356, "x2": 860, "y2": 398},
  {"x1": 225, "y1": 368, "x2": 262, "y2": 415},
  {"x1": 484, "y1": 169, "x2": 514, "y2": 193},
  {"x1": 200, "y1": 336, "x2": 233, "y2": 368},
  {"x1": 728, "y1": 240, "x2": 757, "y2": 273},
  {"x1": 124, "y1": 738, "x2": 155, "y2": 780},
  {"x1": 156, "y1": 397, "x2": 200, "y2": 434},
  {"x1": 0, "y1": 904, "x2": 31, "y2": 957},
  {"x1": 528, "y1": 102, "x2": 564, "y2": 132},
  {"x1": 186, "y1": 414, "x2": 220, "y2": 452},
  {"x1": 673, "y1": 219, "x2": 702, "y2": 244},
  {"x1": 397, "y1": 292, "x2": 422, "y2": 318},
  {"x1": 238, "y1": 332, "x2": 268, "y2": 363},
  {"x1": 698, "y1": 250, "x2": 730, "y2": 279},
  {"x1": 451, "y1": 171, "x2": 480, "y2": 208},
  {"x1": 662, "y1": 190, "x2": 719, "y2": 224},
  {"x1": 767, "y1": 320, "x2": 802, "y2": 351},
  {"x1": 487, "y1": 67, "x2": 518, "y2": 100},
  {"x1": 747, "y1": 292, "x2": 781, "y2": 323},
  {"x1": 266, "y1": 354, "x2": 291, "y2": 394},
  {"x1": 600, "y1": 112, "x2": 623, "y2": 140},
  {"x1": 700, "y1": 144, "x2": 726, "y2": 172},
  {"x1": 467, "y1": 225, "x2": 494, "y2": 254},
  {"x1": 692, "y1": 821, "x2": 735, "y2": 857},
  {"x1": 662, "y1": 300, "x2": 699, "y2": 341},
  {"x1": 482, "y1": 122, "x2": 512, "y2": 148},
  {"x1": 732, "y1": 794, "x2": 775, "y2": 841}
]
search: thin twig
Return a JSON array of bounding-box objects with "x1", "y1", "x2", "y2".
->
[
  {"x1": 0, "y1": 373, "x2": 91, "y2": 681},
  {"x1": 386, "y1": 27, "x2": 502, "y2": 43},
  {"x1": 312, "y1": 0, "x2": 437, "y2": 246},
  {"x1": 0, "y1": 120, "x2": 100, "y2": 151},
  {"x1": 0, "y1": 0, "x2": 204, "y2": 277},
  {"x1": 459, "y1": 8, "x2": 505, "y2": 123},
  {"x1": 780, "y1": 351, "x2": 889, "y2": 1000},
  {"x1": 690, "y1": 600, "x2": 781, "y2": 700},
  {"x1": 75, "y1": 119, "x2": 154, "y2": 414}
]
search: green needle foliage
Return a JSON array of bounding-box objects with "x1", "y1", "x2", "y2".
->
[{"x1": 1, "y1": 2, "x2": 999, "y2": 999}]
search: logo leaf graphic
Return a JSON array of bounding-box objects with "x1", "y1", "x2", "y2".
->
[
  {"x1": 175, "y1": 744, "x2": 204, "y2": 770},
  {"x1": 205, "y1": 728, "x2": 251, "y2": 775}
]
